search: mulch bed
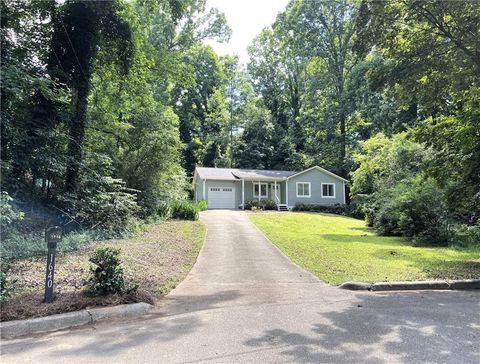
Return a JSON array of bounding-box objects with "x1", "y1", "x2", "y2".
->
[
  {"x1": 0, "y1": 290, "x2": 154, "y2": 322},
  {"x1": 1, "y1": 220, "x2": 204, "y2": 322}
]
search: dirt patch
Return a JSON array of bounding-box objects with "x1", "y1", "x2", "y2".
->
[{"x1": 1, "y1": 220, "x2": 205, "y2": 321}]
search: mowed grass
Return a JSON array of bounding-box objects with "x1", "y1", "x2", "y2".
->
[{"x1": 248, "y1": 212, "x2": 480, "y2": 285}]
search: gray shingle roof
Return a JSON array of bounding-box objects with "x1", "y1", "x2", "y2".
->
[{"x1": 195, "y1": 167, "x2": 296, "y2": 180}]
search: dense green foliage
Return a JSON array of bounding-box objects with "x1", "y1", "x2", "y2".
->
[
  {"x1": 84, "y1": 247, "x2": 137, "y2": 296},
  {"x1": 1, "y1": 0, "x2": 229, "y2": 240},
  {"x1": 2, "y1": 0, "x2": 479, "y2": 248},
  {"x1": 0, "y1": 261, "x2": 16, "y2": 302},
  {"x1": 170, "y1": 201, "x2": 200, "y2": 221},
  {"x1": 293, "y1": 203, "x2": 363, "y2": 219},
  {"x1": 242, "y1": 0, "x2": 479, "y2": 246}
]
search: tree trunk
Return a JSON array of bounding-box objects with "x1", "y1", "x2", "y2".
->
[
  {"x1": 65, "y1": 83, "x2": 89, "y2": 193},
  {"x1": 339, "y1": 110, "x2": 347, "y2": 177}
]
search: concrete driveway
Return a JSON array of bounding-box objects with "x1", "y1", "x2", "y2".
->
[{"x1": 2, "y1": 210, "x2": 479, "y2": 363}]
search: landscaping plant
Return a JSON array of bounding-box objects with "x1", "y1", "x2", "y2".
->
[
  {"x1": 84, "y1": 247, "x2": 138, "y2": 296},
  {"x1": 170, "y1": 201, "x2": 200, "y2": 221}
]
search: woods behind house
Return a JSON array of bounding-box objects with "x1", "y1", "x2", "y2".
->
[{"x1": 1, "y1": 0, "x2": 479, "y2": 255}]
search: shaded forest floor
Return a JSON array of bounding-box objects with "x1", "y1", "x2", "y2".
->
[
  {"x1": 249, "y1": 212, "x2": 480, "y2": 285},
  {"x1": 1, "y1": 220, "x2": 205, "y2": 321}
]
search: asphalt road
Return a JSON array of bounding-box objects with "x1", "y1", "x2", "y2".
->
[{"x1": 2, "y1": 210, "x2": 479, "y2": 363}]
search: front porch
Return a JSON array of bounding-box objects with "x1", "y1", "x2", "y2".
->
[{"x1": 239, "y1": 179, "x2": 289, "y2": 211}]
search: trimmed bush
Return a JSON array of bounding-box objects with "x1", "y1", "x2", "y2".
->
[
  {"x1": 262, "y1": 199, "x2": 277, "y2": 210},
  {"x1": 171, "y1": 201, "x2": 199, "y2": 221},
  {"x1": 84, "y1": 247, "x2": 138, "y2": 296},
  {"x1": 244, "y1": 199, "x2": 260, "y2": 210},
  {"x1": 292, "y1": 202, "x2": 364, "y2": 219},
  {"x1": 244, "y1": 199, "x2": 277, "y2": 210}
]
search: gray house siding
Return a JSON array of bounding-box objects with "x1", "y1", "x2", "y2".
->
[
  {"x1": 195, "y1": 178, "x2": 288, "y2": 207},
  {"x1": 194, "y1": 166, "x2": 345, "y2": 209},
  {"x1": 287, "y1": 168, "x2": 345, "y2": 207}
]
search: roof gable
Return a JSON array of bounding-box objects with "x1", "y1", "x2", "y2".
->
[{"x1": 287, "y1": 166, "x2": 349, "y2": 183}]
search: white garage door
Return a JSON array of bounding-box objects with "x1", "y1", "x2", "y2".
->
[{"x1": 208, "y1": 186, "x2": 235, "y2": 209}]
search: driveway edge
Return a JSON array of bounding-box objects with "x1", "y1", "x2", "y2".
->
[
  {"x1": 0, "y1": 302, "x2": 153, "y2": 339},
  {"x1": 338, "y1": 279, "x2": 480, "y2": 291}
]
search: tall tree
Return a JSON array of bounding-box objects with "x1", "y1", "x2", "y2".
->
[{"x1": 48, "y1": 0, "x2": 134, "y2": 192}]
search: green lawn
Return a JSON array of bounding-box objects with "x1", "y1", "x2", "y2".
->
[{"x1": 248, "y1": 212, "x2": 480, "y2": 285}]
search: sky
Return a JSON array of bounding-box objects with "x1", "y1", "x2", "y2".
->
[{"x1": 205, "y1": 0, "x2": 290, "y2": 64}]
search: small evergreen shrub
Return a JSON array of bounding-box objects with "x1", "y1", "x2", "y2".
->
[
  {"x1": 171, "y1": 201, "x2": 199, "y2": 221},
  {"x1": 261, "y1": 199, "x2": 277, "y2": 210},
  {"x1": 83, "y1": 247, "x2": 138, "y2": 296}
]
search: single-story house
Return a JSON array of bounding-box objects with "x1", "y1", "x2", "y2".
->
[{"x1": 193, "y1": 166, "x2": 349, "y2": 210}]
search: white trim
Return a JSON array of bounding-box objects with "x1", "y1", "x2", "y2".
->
[
  {"x1": 286, "y1": 180, "x2": 289, "y2": 206},
  {"x1": 321, "y1": 183, "x2": 336, "y2": 198},
  {"x1": 296, "y1": 182, "x2": 311, "y2": 198},
  {"x1": 242, "y1": 179, "x2": 245, "y2": 210},
  {"x1": 273, "y1": 181, "x2": 279, "y2": 203},
  {"x1": 342, "y1": 181, "x2": 346, "y2": 204},
  {"x1": 253, "y1": 182, "x2": 268, "y2": 198},
  {"x1": 287, "y1": 166, "x2": 349, "y2": 183},
  {"x1": 202, "y1": 179, "x2": 206, "y2": 200}
]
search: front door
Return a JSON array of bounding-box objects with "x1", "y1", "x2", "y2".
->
[{"x1": 270, "y1": 184, "x2": 280, "y2": 203}]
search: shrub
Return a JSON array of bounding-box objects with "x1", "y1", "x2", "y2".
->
[
  {"x1": 171, "y1": 201, "x2": 199, "y2": 221},
  {"x1": 244, "y1": 199, "x2": 260, "y2": 210},
  {"x1": 451, "y1": 223, "x2": 480, "y2": 248},
  {"x1": 83, "y1": 247, "x2": 137, "y2": 296},
  {"x1": 371, "y1": 176, "x2": 450, "y2": 245},
  {"x1": 0, "y1": 192, "x2": 25, "y2": 241},
  {"x1": 157, "y1": 203, "x2": 172, "y2": 220},
  {"x1": 0, "y1": 261, "x2": 16, "y2": 302},
  {"x1": 123, "y1": 218, "x2": 149, "y2": 237},
  {"x1": 244, "y1": 199, "x2": 276, "y2": 210},
  {"x1": 261, "y1": 199, "x2": 277, "y2": 210},
  {"x1": 60, "y1": 177, "x2": 140, "y2": 235},
  {"x1": 196, "y1": 200, "x2": 208, "y2": 211}
]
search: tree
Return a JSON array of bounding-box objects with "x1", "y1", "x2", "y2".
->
[
  {"x1": 287, "y1": 0, "x2": 359, "y2": 176},
  {"x1": 48, "y1": 0, "x2": 134, "y2": 192}
]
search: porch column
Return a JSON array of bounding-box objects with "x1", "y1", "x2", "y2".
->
[
  {"x1": 258, "y1": 181, "x2": 260, "y2": 203},
  {"x1": 286, "y1": 180, "x2": 289, "y2": 207},
  {"x1": 203, "y1": 179, "x2": 206, "y2": 200},
  {"x1": 274, "y1": 180, "x2": 277, "y2": 202},
  {"x1": 242, "y1": 179, "x2": 245, "y2": 210}
]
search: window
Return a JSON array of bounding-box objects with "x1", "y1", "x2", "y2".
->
[
  {"x1": 322, "y1": 183, "x2": 335, "y2": 198},
  {"x1": 253, "y1": 183, "x2": 268, "y2": 198},
  {"x1": 222, "y1": 188, "x2": 232, "y2": 192},
  {"x1": 296, "y1": 182, "x2": 311, "y2": 197},
  {"x1": 210, "y1": 187, "x2": 221, "y2": 192}
]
